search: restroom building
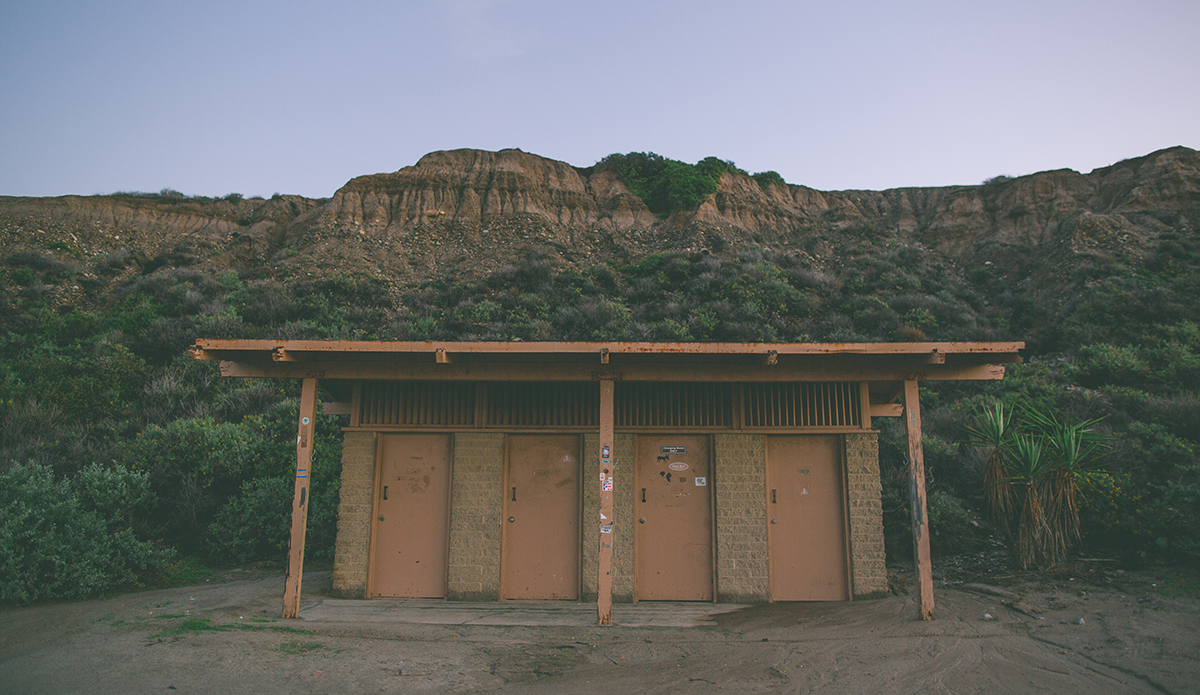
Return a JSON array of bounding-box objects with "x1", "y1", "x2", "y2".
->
[{"x1": 191, "y1": 340, "x2": 1022, "y2": 622}]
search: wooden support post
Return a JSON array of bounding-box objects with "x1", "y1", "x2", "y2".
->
[
  {"x1": 597, "y1": 379, "x2": 615, "y2": 626},
  {"x1": 903, "y1": 379, "x2": 935, "y2": 620},
  {"x1": 283, "y1": 378, "x2": 318, "y2": 619}
]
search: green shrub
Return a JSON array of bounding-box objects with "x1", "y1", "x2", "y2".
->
[
  {"x1": 751, "y1": 171, "x2": 786, "y2": 188},
  {"x1": 119, "y1": 418, "x2": 255, "y2": 552},
  {"x1": 928, "y1": 491, "x2": 985, "y2": 555},
  {"x1": 205, "y1": 472, "x2": 341, "y2": 565},
  {"x1": 0, "y1": 462, "x2": 171, "y2": 603},
  {"x1": 599, "y1": 152, "x2": 734, "y2": 215},
  {"x1": 205, "y1": 477, "x2": 292, "y2": 563}
]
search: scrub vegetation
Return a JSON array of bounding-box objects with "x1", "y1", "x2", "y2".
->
[{"x1": 1, "y1": 164, "x2": 1199, "y2": 603}]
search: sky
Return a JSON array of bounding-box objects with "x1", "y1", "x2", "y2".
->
[{"x1": 1, "y1": 0, "x2": 1197, "y2": 199}]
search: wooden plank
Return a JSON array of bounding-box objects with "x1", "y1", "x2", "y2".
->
[
  {"x1": 217, "y1": 360, "x2": 1008, "y2": 383},
  {"x1": 859, "y1": 381, "x2": 873, "y2": 430},
  {"x1": 597, "y1": 380, "x2": 615, "y2": 626},
  {"x1": 283, "y1": 378, "x2": 318, "y2": 619},
  {"x1": 903, "y1": 380, "x2": 935, "y2": 620},
  {"x1": 192, "y1": 338, "x2": 1024, "y2": 357},
  {"x1": 870, "y1": 403, "x2": 904, "y2": 417}
]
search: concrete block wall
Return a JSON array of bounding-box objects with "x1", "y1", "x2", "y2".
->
[
  {"x1": 331, "y1": 431, "x2": 376, "y2": 598},
  {"x1": 714, "y1": 434, "x2": 770, "y2": 602},
  {"x1": 845, "y1": 432, "x2": 888, "y2": 598},
  {"x1": 581, "y1": 433, "x2": 599, "y2": 600},
  {"x1": 446, "y1": 432, "x2": 505, "y2": 600}
]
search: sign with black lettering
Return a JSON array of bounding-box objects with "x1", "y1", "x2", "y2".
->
[{"x1": 661, "y1": 445, "x2": 686, "y2": 454}]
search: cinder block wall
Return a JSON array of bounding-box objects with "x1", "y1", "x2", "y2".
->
[
  {"x1": 446, "y1": 432, "x2": 504, "y2": 600},
  {"x1": 582, "y1": 433, "x2": 599, "y2": 600},
  {"x1": 612, "y1": 434, "x2": 635, "y2": 601},
  {"x1": 331, "y1": 431, "x2": 376, "y2": 598},
  {"x1": 714, "y1": 434, "x2": 770, "y2": 602},
  {"x1": 845, "y1": 432, "x2": 887, "y2": 598}
]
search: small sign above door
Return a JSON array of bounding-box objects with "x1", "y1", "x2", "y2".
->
[{"x1": 661, "y1": 446, "x2": 686, "y2": 454}]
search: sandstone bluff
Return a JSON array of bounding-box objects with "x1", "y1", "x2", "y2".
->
[{"x1": 1, "y1": 146, "x2": 1197, "y2": 305}]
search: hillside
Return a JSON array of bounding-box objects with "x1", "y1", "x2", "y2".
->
[
  {"x1": 1, "y1": 146, "x2": 1198, "y2": 601},
  {"x1": 3, "y1": 146, "x2": 1197, "y2": 318}
]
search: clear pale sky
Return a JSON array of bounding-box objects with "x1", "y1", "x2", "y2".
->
[{"x1": 2, "y1": 0, "x2": 1197, "y2": 199}]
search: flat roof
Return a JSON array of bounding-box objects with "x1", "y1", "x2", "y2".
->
[{"x1": 192, "y1": 339, "x2": 1023, "y2": 386}]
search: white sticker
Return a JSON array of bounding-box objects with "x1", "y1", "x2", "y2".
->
[
  {"x1": 600, "y1": 513, "x2": 608, "y2": 520},
  {"x1": 301, "y1": 417, "x2": 310, "y2": 425},
  {"x1": 668, "y1": 462, "x2": 689, "y2": 471},
  {"x1": 602, "y1": 479, "x2": 613, "y2": 492},
  {"x1": 695, "y1": 477, "x2": 707, "y2": 486},
  {"x1": 600, "y1": 525, "x2": 612, "y2": 534}
]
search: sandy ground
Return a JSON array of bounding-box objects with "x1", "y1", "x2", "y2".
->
[{"x1": 1, "y1": 566, "x2": 1197, "y2": 694}]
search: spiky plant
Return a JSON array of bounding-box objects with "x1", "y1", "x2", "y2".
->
[
  {"x1": 1027, "y1": 412, "x2": 1108, "y2": 565},
  {"x1": 966, "y1": 403, "x2": 1015, "y2": 523},
  {"x1": 1006, "y1": 434, "x2": 1053, "y2": 569}
]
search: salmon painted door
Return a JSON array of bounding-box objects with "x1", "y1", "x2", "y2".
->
[
  {"x1": 371, "y1": 434, "x2": 452, "y2": 598},
  {"x1": 635, "y1": 435, "x2": 713, "y2": 601},
  {"x1": 767, "y1": 435, "x2": 850, "y2": 601},
  {"x1": 502, "y1": 435, "x2": 581, "y2": 599}
]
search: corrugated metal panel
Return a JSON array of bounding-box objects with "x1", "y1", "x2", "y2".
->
[
  {"x1": 359, "y1": 382, "x2": 476, "y2": 427},
  {"x1": 486, "y1": 382, "x2": 598, "y2": 427},
  {"x1": 615, "y1": 383, "x2": 733, "y2": 428},
  {"x1": 356, "y1": 380, "x2": 861, "y2": 430},
  {"x1": 742, "y1": 382, "x2": 861, "y2": 428}
]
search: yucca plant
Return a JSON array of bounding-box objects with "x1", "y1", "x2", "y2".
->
[
  {"x1": 966, "y1": 403, "x2": 1015, "y2": 523},
  {"x1": 1024, "y1": 410, "x2": 1108, "y2": 565},
  {"x1": 966, "y1": 402, "x2": 1109, "y2": 569},
  {"x1": 966, "y1": 403, "x2": 1016, "y2": 555},
  {"x1": 1005, "y1": 434, "x2": 1055, "y2": 569}
]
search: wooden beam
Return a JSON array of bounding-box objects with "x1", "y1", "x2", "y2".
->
[
  {"x1": 859, "y1": 381, "x2": 872, "y2": 430},
  {"x1": 193, "y1": 338, "x2": 1025, "y2": 358},
  {"x1": 322, "y1": 401, "x2": 352, "y2": 416},
  {"x1": 282, "y1": 378, "x2": 318, "y2": 619},
  {"x1": 870, "y1": 403, "x2": 904, "y2": 417},
  {"x1": 903, "y1": 379, "x2": 935, "y2": 620},
  {"x1": 597, "y1": 380, "x2": 615, "y2": 626},
  {"x1": 217, "y1": 359, "x2": 1008, "y2": 383}
]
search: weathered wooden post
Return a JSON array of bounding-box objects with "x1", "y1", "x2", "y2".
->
[
  {"x1": 597, "y1": 379, "x2": 615, "y2": 625},
  {"x1": 283, "y1": 377, "x2": 318, "y2": 619},
  {"x1": 903, "y1": 379, "x2": 935, "y2": 620}
]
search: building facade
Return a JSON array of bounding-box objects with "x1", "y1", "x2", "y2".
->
[{"x1": 191, "y1": 340, "x2": 1022, "y2": 621}]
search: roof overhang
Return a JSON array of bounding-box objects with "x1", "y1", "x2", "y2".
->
[{"x1": 191, "y1": 339, "x2": 1023, "y2": 384}]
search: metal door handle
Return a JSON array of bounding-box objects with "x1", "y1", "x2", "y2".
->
[
  {"x1": 383, "y1": 485, "x2": 388, "y2": 500},
  {"x1": 641, "y1": 488, "x2": 646, "y2": 503},
  {"x1": 771, "y1": 489, "x2": 776, "y2": 503},
  {"x1": 512, "y1": 487, "x2": 517, "y2": 501}
]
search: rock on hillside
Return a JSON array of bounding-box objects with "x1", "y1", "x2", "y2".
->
[{"x1": 1, "y1": 146, "x2": 1197, "y2": 303}]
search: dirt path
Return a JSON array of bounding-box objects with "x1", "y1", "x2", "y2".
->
[{"x1": 1, "y1": 569, "x2": 1196, "y2": 694}]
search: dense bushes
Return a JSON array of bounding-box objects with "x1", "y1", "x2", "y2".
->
[
  {"x1": 599, "y1": 153, "x2": 742, "y2": 215},
  {"x1": 2, "y1": 194, "x2": 1199, "y2": 602},
  {"x1": 0, "y1": 462, "x2": 172, "y2": 603}
]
